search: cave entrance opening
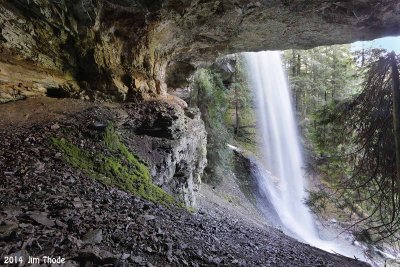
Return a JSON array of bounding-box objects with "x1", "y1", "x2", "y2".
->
[{"x1": 45, "y1": 87, "x2": 70, "y2": 99}]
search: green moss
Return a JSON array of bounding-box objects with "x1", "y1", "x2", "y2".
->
[{"x1": 52, "y1": 125, "x2": 177, "y2": 206}]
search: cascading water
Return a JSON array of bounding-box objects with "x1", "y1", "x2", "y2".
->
[{"x1": 243, "y1": 51, "x2": 364, "y2": 258}]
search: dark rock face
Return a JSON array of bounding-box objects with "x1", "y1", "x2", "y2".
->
[
  {"x1": 122, "y1": 100, "x2": 207, "y2": 206},
  {"x1": 232, "y1": 149, "x2": 283, "y2": 227},
  {"x1": 1, "y1": 0, "x2": 400, "y2": 102}
]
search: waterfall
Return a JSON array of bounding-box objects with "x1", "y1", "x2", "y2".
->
[{"x1": 243, "y1": 51, "x2": 354, "y2": 255}]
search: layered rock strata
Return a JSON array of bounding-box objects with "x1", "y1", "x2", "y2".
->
[{"x1": 1, "y1": 0, "x2": 399, "y2": 102}]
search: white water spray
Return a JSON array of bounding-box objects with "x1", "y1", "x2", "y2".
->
[{"x1": 243, "y1": 51, "x2": 362, "y2": 257}]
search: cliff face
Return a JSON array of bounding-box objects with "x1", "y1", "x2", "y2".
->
[{"x1": 1, "y1": 0, "x2": 400, "y2": 103}]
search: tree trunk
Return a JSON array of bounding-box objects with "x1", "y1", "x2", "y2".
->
[
  {"x1": 234, "y1": 55, "x2": 240, "y2": 136},
  {"x1": 292, "y1": 50, "x2": 296, "y2": 76},
  {"x1": 332, "y1": 50, "x2": 337, "y2": 100},
  {"x1": 390, "y1": 52, "x2": 400, "y2": 193},
  {"x1": 235, "y1": 99, "x2": 240, "y2": 135},
  {"x1": 297, "y1": 54, "x2": 301, "y2": 75}
]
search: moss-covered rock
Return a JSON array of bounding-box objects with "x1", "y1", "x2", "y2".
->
[{"x1": 52, "y1": 125, "x2": 176, "y2": 206}]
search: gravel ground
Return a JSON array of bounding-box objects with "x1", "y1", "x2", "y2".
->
[{"x1": 0, "y1": 97, "x2": 370, "y2": 266}]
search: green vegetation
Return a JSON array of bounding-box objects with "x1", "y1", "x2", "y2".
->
[
  {"x1": 283, "y1": 45, "x2": 358, "y2": 121},
  {"x1": 190, "y1": 68, "x2": 233, "y2": 184},
  {"x1": 229, "y1": 57, "x2": 258, "y2": 155},
  {"x1": 52, "y1": 125, "x2": 176, "y2": 206},
  {"x1": 186, "y1": 46, "x2": 400, "y2": 243},
  {"x1": 285, "y1": 46, "x2": 400, "y2": 242},
  {"x1": 309, "y1": 50, "x2": 400, "y2": 242},
  {"x1": 283, "y1": 45, "x2": 361, "y2": 218},
  {"x1": 189, "y1": 56, "x2": 257, "y2": 185},
  {"x1": 304, "y1": 190, "x2": 330, "y2": 216}
]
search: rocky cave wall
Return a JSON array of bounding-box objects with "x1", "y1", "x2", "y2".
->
[{"x1": 1, "y1": 0, "x2": 400, "y2": 103}]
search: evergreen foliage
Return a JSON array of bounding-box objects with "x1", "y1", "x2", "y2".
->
[
  {"x1": 189, "y1": 56, "x2": 256, "y2": 184},
  {"x1": 191, "y1": 69, "x2": 233, "y2": 184},
  {"x1": 229, "y1": 56, "x2": 257, "y2": 152},
  {"x1": 307, "y1": 49, "x2": 400, "y2": 242},
  {"x1": 283, "y1": 45, "x2": 358, "y2": 121}
]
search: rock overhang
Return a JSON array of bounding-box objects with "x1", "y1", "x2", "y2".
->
[{"x1": 0, "y1": 0, "x2": 399, "y2": 102}]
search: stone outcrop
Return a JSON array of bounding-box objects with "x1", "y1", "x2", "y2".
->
[
  {"x1": 230, "y1": 147, "x2": 283, "y2": 227},
  {"x1": 1, "y1": 0, "x2": 400, "y2": 102},
  {"x1": 121, "y1": 99, "x2": 207, "y2": 206}
]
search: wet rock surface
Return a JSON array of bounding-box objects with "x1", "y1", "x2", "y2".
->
[{"x1": 0, "y1": 97, "x2": 369, "y2": 266}]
